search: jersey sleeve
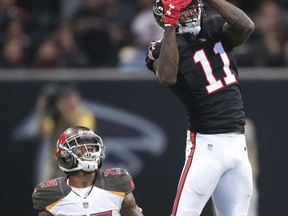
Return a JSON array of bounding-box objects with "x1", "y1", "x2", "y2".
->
[
  {"x1": 32, "y1": 178, "x2": 69, "y2": 212},
  {"x1": 200, "y1": 15, "x2": 225, "y2": 39},
  {"x1": 97, "y1": 168, "x2": 135, "y2": 195},
  {"x1": 202, "y1": 15, "x2": 234, "y2": 49},
  {"x1": 145, "y1": 40, "x2": 162, "y2": 73}
]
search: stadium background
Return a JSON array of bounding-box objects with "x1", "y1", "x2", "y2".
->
[{"x1": 1, "y1": 68, "x2": 288, "y2": 215}]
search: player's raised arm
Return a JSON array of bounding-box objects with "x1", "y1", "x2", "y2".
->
[
  {"x1": 153, "y1": 0, "x2": 192, "y2": 85},
  {"x1": 121, "y1": 192, "x2": 144, "y2": 216},
  {"x1": 204, "y1": 0, "x2": 254, "y2": 46}
]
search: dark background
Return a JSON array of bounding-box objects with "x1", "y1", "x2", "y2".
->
[{"x1": 1, "y1": 77, "x2": 287, "y2": 216}]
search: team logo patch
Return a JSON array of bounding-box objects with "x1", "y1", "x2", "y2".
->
[
  {"x1": 207, "y1": 144, "x2": 213, "y2": 151},
  {"x1": 83, "y1": 202, "x2": 89, "y2": 209},
  {"x1": 103, "y1": 168, "x2": 121, "y2": 177}
]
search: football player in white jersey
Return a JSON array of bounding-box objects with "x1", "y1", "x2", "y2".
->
[{"x1": 32, "y1": 126, "x2": 144, "y2": 216}]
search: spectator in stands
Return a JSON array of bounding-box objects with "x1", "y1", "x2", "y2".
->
[
  {"x1": 0, "y1": 0, "x2": 287, "y2": 69},
  {"x1": 251, "y1": 0, "x2": 287, "y2": 67},
  {"x1": 70, "y1": 0, "x2": 135, "y2": 68},
  {"x1": 118, "y1": 0, "x2": 163, "y2": 71},
  {"x1": 0, "y1": 19, "x2": 32, "y2": 61},
  {"x1": 104, "y1": 0, "x2": 136, "y2": 67},
  {"x1": 0, "y1": 19, "x2": 28, "y2": 44},
  {"x1": 131, "y1": 0, "x2": 163, "y2": 49},
  {"x1": 54, "y1": 22, "x2": 88, "y2": 68},
  {"x1": 0, "y1": 38, "x2": 26, "y2": 68},
  {"x1": 71, "y1": 0, "x2": 117, "y2": 67},
  {"x1": 32, "y1": 39, "x2": 59, "y2": 68}
]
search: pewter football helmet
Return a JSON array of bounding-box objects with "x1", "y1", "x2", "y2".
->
[{"x1": 56, "y1": 126, "x2": 105, "y2": 172}]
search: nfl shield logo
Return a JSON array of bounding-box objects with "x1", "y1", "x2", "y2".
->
[{"x1": 83, "y1": 202, "x2": 89, "y2": 209}]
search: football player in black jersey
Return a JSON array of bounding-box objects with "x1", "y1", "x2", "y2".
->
[
  {"x1": 146, "y1": 0, "x2": 255, "y2": 215},
  {"x1": 32, "y1": 126, "x2": 143, "y2": 216}
]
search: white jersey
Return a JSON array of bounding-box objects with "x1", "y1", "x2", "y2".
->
[
  {"x1": 32, "y1": 168, "x2": 134, "y2": 216},
  {"x1": 49, "y1": 186, "x2": 124, "y2": 216}
]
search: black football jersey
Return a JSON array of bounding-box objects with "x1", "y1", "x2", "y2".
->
[
  {"x1": 146, "y1": 15, "x2": 245, "y2": 134},
  {"x1": 32, "y1": 168, "x2": 134, "y2": 215}
]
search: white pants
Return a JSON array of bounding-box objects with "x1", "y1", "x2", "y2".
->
[{"x1": 171, "y1": 131, "x2": 253, "y2": 216}]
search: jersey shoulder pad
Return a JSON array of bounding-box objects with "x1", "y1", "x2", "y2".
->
[
  {"x1": 96, "y1": 168, "x2": 135, "y2": 196},
  {"x1": 32, "y1": 177, "x2": 70, "y2": 211}
]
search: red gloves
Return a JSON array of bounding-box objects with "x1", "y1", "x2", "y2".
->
[{"x1": 161, "y1": 0, "x2": 192, "y2": 26}]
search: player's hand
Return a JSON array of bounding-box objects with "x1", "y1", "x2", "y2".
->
[
  {"x1": 161, "y1": 0, "x2": 192, "y2": 26},
  {"x1": 56, "y1": 147, "x2": 77, "y2": 169}
]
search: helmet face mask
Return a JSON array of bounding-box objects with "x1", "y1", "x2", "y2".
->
[
  {"x1": 56, "y1": 126, "x2": 105, "y2": 173},
  {"x1": 153, "y1": 0, "x2": 205, "y2": 36},
  {"x1": 153, "y1": 0, "x2": 165, "y2": 28}
]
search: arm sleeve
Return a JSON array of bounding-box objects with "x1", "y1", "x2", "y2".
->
[{"x1": 32, "y1": 178, "x2": 68, "y2": 212}]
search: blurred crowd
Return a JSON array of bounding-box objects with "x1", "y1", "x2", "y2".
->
[{"x1": 0, "y1": 0, "x2": 287, "y2": 70}]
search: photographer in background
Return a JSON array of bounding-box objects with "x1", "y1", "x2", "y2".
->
[{"x1": 35, "y1": 83, "x2": 96, "y2": 182}]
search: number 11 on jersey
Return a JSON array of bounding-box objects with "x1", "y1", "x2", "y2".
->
[{"x1": 194, "y1": 42, "x2": 237, "y2": 94}]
